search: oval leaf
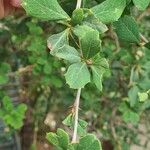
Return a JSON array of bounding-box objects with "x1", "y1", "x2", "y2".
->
[
  {"x1": 65, "y1": 62, "x2": 91, "y2": 89},
  {"x1": 113, "y1": 16, "x2": 140, "y2": 43}
]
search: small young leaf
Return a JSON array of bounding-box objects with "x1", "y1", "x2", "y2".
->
[
  {"x1": 22, "y1": 0, "x2": 70, "y2": 21},
  {"x1": 55, "y1": 45, "x2": 81, "y2": 63},
  {"x1": 72, "y1": 8, "x2": 84, "y2": 25},
  {"x1": 138, "y1": 92, "x2": 149, "y2": 102},
  {"x1": 91, "y1": 0, "x2": 126, "y2": 23},
  {"x1": 80, "y1": 30, "x2": 101, "y2": 59},
  {"x1": 63, "y1": 114, "x2": 73, "y2": 126},
  {"x1": 113, "y1": 16, "x2": 140, "y2": 43},
  {"x1": 77, "y1": 134, "x2": 102, "y2": 150},
  {"x1": 133, "y1": 0, "x2": 150, "y2": 10},
  {"x1": 78, "y1": 119, "x2": 88, "y2": 129},
  {"x1": 65, "y1": 62, "x2": 91, "y2": 89},
  {"x1": 47, "y1": 29, "x2": 69, "y2": 55}
]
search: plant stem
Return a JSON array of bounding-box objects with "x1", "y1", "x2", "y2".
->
[
  {"x1": 71, "y1": 0, "x2": 82, "y2": 144},
  {"x1": 76, "y1": 0, "x2": 82, "y2": 9},
  {"x1": 72, "y1": 88, "x2": 81, "y2": 143}
]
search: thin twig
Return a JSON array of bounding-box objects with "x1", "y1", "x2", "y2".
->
[{"x1": 72, "y1": 88, "x2": 81, "y2": 143}]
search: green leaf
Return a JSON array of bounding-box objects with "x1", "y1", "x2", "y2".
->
[
  {"x1": 72, "y1": 8, "x2": 84, "y2": 25},
  {"x1": 22, "y1": 0, "x2": 70, "y2": 21},
  {"x1": 46, "y1": 129, "x2": 69, "y2": 150},
  {"x1": 54, "y1": 45, "x2": 81, "y2": 63},
  {"x1": 91, "y1": 66, "x2": 103, "y2": 91},
  {"x1": 16, "y1": 104, "x2": 27, "y2": 115},
  {"x1": 73, "y1": 25, "x2": 93, "y2": 38},
  {"x1": 65, "y1": 62, "x2": 91, "y2": 89},
  {"x1": 133, "y1": 0, "x2": 150, "y2": 10},
  {"x1": 122, "y1": 111, "x2": 140, "y2": 125},
  {"x1": 91, "y1": 0, "x2": 126, "y2": 23},
  {"x1": 128, "y1": 86, "x2": 139, "y2": 107},
  {"x1": 46, "y1": 132, "x2": 59, "y2": 146},
  {"x1": 77, "y1": 119, "x2": 88, "y2": 137},
  {"x1": 77, "y1": 134, "x2": 102, "y2": 150},
  {"x1": 4, "y1": 110, "x2": 25, "y2": 129},
  {"x1": 113, "y1": 16, "x2": 140, "y2": 43},
  {"x1": 57, "y1": 128, "x2": 69, "y2": 149},
  {"x1": 91, "y1": 56, "x2": 109, "y2": 91},
  {"x1": 63, "y1": 114, "x2": 73, "y2": 126},
  {"x1": 2, "y1": 96, "x2": 13, "y2": 111},
  {"x1": 0, "y1": 75, "x2": 9, "y2": 85},
  {"x1": 48, "y1": 29, "x2": 69, "y2": 55},
  {"x1": 138, "y1": 92, "x2": 149, "y2": 102},
  {"x1": 118, "y1": 102, "x2": 130, "y2": 113},
  {"x1": 83, "y1": 12, "x2": 108, "y2": 34},
  {"x1": 80, "y1": 30, "x2": 101, "y2": 59}
]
